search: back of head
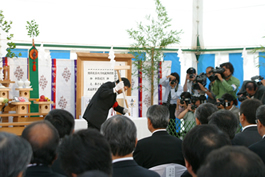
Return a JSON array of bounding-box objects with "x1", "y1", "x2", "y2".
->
[
  {"x1": 256, "y1": 105, "x2": 265, "y2": 126},
  {"x1": 101, "y1": 115, "x2": 136, "y2": 157},
  {"x1": 171, "y1": 72, "x2": 180, "y2": 83},
  {"x1": 116, "y1": 77, "x2": 131, "y2": 88},
  {"x1": 240, "y1": 99, "x2": 262, "y2": 124},
  {"x1": 220, "y1": 62, "x2": 234, "y2": 74},
  {"x1": 21, "y1": 120, "x2": 59, "y2": 165},
  {"x1": 208, "y1": 110, "x2": 238, "y2": 139},
  {"x1": 197, "y1": 146, "x2": 265, "y2": 177},
  {"x1": 58, "y1": 129, "x2": 112, "y2": 176},
  {"x1": 0, "y1": 132, "x2": 32, "y2": 177},
  {"x1": 45, "y1": 109, "x2": 75, "y2": 138},
  {"x1": 195, "y1": 103, "x2": 218, "y2": 124},
  {"x1": 146, "y1": 105, "x2": 169, "y2": 129},
  {"x1": 182, "y1": 124, "x2": 231, "y2": 174}
]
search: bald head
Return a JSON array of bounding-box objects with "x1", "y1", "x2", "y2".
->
[{"x1": 21, "y1": 120, "x2": 59, "y2": 165}]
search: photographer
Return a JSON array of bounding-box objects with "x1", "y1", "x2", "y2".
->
[
  {"x1": 177, "y1": 92, "x2": 201, "y2": 133},
  {"x1": 183, "y1": 67, "x2": 205, "y2": 97},
  {"x1": 238, "y1": 80, "x2": 265, "y2": 104},
  {"x1": 160, "y1": 72, "x2": 183, "y2": 136},
  {"x1": 198, "y1": 66, "x2": 216, "y2": 104},
  {"x1": 217, "y1": 93, "x2": 239, "y2": 120},
  {"x1": 211, "y1": 62, "x2": 240, "y2": 99}
]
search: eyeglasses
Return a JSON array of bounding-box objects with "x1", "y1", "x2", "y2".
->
[{"x1": 255, "y1": 119, "x2": 259, "y2": 124}]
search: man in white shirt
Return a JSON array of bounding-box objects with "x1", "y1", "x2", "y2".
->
[{"x1": 159, "y1": 72, "x2": 183, "y2": 136}]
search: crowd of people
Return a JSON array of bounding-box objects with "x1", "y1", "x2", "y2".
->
[
  {"x1": 1, "y1": 61, "x2": 265, "y2": 177},
  {"x1": 160, "y1": 62, "x2": 265, "y2": 136}
]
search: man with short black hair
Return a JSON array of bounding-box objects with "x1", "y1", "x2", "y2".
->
[
  {"x1": 197, "y1": 146, "x2": 265, "y2": 177},
  {"x1": 182, "y1": 125, "x2": 231, "y2": 177},
  {"x1": 21, "y1": 121, "x2": 64, "y2": 177},
  {"x1": 208, "y1": 110, "x2": 238, "y2": 140},
  {"x1": 133, "y1": 105, "x2": 185, "y2": 169},
  {"x1": 45, "y1": 109, "x2": 75, "y2": 139},
  {"x1": 0, "y1": 132, "x2": 32, "y2": 177},
  {"x1": 101, "y1": 115, "x2": 159, "y2": 177},
  {"x1": 83, "y1": 77, "x2": 130, "y2": 130},
  {"x1": 58, "y1": 129, "x2": 112, "y2": 177},
  {"x1": 195, "y1": 103, "x2": 218, "y2": 125},
  {"x1": 249, "y1": 105, "x2": 265, "y2": 164},
  {"x1": 45, "y1": 109, "x2": 75, "y2": 176},
  {"x1": 232, "y1": 99, "x2": 262, "y2": 146}
]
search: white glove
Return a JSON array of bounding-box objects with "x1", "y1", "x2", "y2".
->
[
  {"x1": 123, "y1": 108, "x2": 130, "y2": 115},
  {"x1": 114, "y1": 81, "x2": 124, "y2": 93}
]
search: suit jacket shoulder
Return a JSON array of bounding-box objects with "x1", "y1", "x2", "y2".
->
[
  {"x1": 133, "y1": 131, "x2": 185, "y2": 169},
  {"x1": 112, "y1": 160, "x2": 159, "y2": 177},
  {"x1": 232, "y1": 126, "x2": 262, "y2": 147},
  {"x1": 24, "y1": 165, "x2": 65, "y2": 177},
  {"x1": 249, "y1": 138, "x2": 265, "y2": 164}
]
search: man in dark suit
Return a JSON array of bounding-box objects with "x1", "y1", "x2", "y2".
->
[
  {"x1": 232, "y1": 99, "x2": 262, "y2": 146},
  {"x1": 133, "y1": 105, "x2": 185, "y2": 169},
  {"x1": 249, "y1": 105, "x2": 265, "y2": 164},
  {"x1": 101, "y1": 115, "x2": 159, "y2": 177},
  {"x1": 83, "y1": 77, "x2": 130, "y2": 130},
  {"x1": 21, "y1": 121, "x2": 65, "y2": 177}
]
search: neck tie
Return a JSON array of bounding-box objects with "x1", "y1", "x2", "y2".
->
[{"x1": 166, "y1": 90, "x2": 171, "y2": 107}]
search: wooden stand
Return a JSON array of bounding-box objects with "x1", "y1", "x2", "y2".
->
[
  {"x1": 15, "y1": 88, "x2": 33, "y2": 100},
  {"x1": 34, "y1": 101, "x2": 54, "y2": 114},
  {"x1": 11, "y1": 102, "x2": 31, "y2": 114},
  {"x1": 0, "y1": 88, "x2": 10, "y2": 99}
]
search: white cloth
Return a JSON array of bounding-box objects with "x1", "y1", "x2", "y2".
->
[
  {"x1": 112, "y1": 157, "x2": 133, "y2": 163},
  {"x1": 159, "y1": 77, "x2": 183, "y2": 104}
]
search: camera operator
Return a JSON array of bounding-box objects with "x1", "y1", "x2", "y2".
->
[
  {"x1": 177, "y1": 92, "x2": 202, "y2": 133},
  {"x1": 183, "y1": 67, "x2": 205, "y2": 97},
  {"x1": 160, "y1": 72, "x2": 183, "y2": 136},
  {"x1": 197, "y1": 66, "x2": 216, "y2": 104},
  {"x1": 211, "y1": 62, "x2": 240, "y2": 99},
  {"x1": 238, "y1": 80, "x2": 265, "y2": 104},
  {"x1": 217, "y1": 93, "x2": 239, "y2": 120}
]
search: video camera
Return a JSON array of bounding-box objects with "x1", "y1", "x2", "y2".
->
[
  {"x1": 216, "y1": 98, "x2": 225, "y2": 107},
  {"x1": 208, "y1": 67, "x2": 225, "y2": 82},
  {"x1": 180, "y1": 97, "x2": 191, "y2": 105},
  {"x1": 191, "y1": 95, "x2": 206, "y2": 110},
  {"x1": 251, "y1": 75, "x2": 264, "y2": 85},
  {"x1": 193, "y1": 73, "x2": 207, "y2": 90},
  {"x1": 170, "y1": 79, "x2": 177, "y2": 85},
  {"x1": 237, "y1": 91, "x2": 250, "y2": 102}
]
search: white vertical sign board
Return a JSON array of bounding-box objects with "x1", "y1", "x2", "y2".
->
[{"x1": 83, "y1": 61, "x2": 125, "y2": 97}]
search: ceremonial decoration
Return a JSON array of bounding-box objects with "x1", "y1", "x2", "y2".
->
[{"x1": 26, "y1": 19, "x2": 40, "y2": 112}]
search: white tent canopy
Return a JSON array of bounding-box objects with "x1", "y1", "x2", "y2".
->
[{"x1": 1, "y1": 0, "x2": 264, "y2": 49}]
